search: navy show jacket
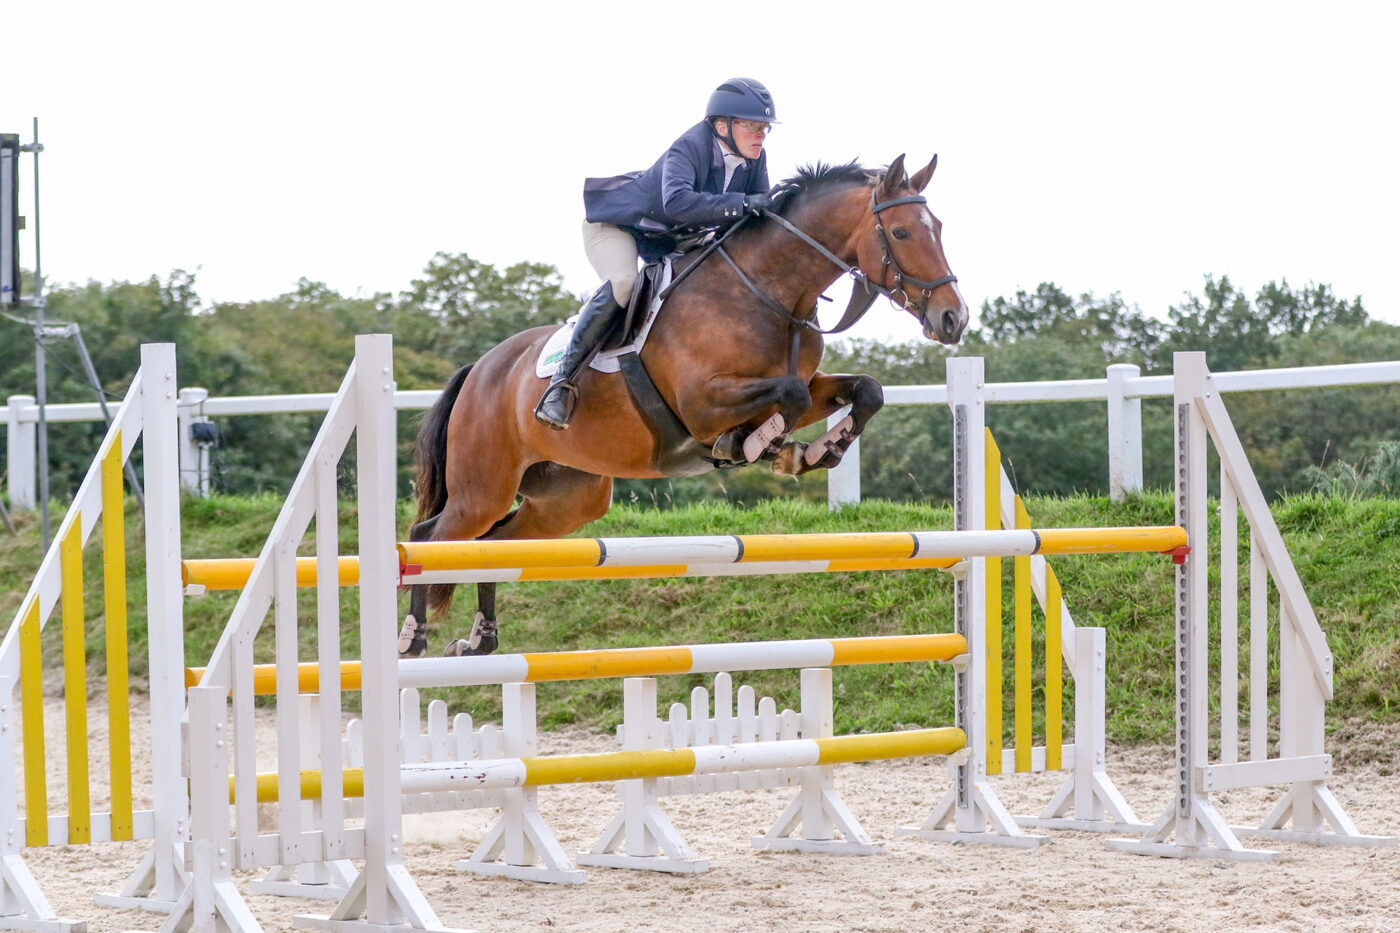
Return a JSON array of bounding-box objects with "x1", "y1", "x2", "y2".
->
[{"x1": 583, "y1": 120, "x2": 770, "y2": 260}]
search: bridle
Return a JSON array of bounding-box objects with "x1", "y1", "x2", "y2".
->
[{"x1": 868, "y1": 191, "x2": 959, "y2": 314}]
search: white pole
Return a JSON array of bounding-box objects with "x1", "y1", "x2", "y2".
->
[
  {"x1": 825, "y1": 408, "x2": 860, "y2": 511},
  {"x1": 4, "y1": 395, "x2": 35, "y2": 510},
  {"x1": 138, "y1": 343, "x2": 189, "y2": 903},
  {"x1": 1106, "y1": 363, "x2": 1142, "y2": 501},
  {"x1": 946, "y1": 357, "x2": 988, "y2": 832},
  {"x1": 355, "y1": 334, "x2": 405, "y2": 925}
]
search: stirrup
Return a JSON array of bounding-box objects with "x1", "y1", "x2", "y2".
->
[{"x1": 534, "y1": 382, "x2": 579, "y2": 429}]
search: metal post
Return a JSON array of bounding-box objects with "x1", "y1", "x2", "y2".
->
[
  {"x1": 177, "y1": 388, "x2": 211, "y2": 496},
  {"x1": 26, "y1": 120, "x2": 50, "y2": 547}
]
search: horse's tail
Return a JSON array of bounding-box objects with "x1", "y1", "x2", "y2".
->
[{"x1": 414, "y1": 361, "x2": 474, "y2": 526}]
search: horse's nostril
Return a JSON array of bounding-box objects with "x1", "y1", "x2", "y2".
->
[{"x1": 943, "y1": 310, "x2": 959, "y2": 335}]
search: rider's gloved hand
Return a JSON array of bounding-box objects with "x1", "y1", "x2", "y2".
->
[{"x1": 744, "y1": 193, "x2": 772, "y2": 214}]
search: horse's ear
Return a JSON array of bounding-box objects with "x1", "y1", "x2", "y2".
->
[
  {"x1": 909, "y1": 154, "x2": 938, "y2": 194},
  {"x1": 881, "y1": 154, "x2": 908, "y2": 196}
]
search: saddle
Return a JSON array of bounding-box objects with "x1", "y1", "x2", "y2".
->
[{"x1": 605, "y1": 241, "x2": 709, "y2": 352}]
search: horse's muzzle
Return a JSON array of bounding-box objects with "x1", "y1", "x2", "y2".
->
[{"x1": 920, "y1": 285, "x2": 969, "y2": 345}]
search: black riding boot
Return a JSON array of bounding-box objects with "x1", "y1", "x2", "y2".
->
[{"x1": 534, "y1": 283, "x2": 624, "y2": 429}]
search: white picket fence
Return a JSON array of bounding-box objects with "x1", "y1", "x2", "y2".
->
[{"x1": 4, "y1": 359, "x2": 1397, "y2": 511}]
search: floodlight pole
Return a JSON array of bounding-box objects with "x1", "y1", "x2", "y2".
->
[{"x1": 25, "y1": 119, "x2": 51, "y2": 546}]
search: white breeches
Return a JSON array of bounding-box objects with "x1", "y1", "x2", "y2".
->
[{"x1": 582, "y1": 220, "x2": 640, "y2": 306}]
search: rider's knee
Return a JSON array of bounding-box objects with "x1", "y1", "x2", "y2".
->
[{"x1": 608, "y1": 272, "x2": 638, "y2": 307}]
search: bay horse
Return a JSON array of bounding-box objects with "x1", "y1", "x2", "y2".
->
[{"x1": 399, "y1": 154, "x2": 968, "y2": 658}]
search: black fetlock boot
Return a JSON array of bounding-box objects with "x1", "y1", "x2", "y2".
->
[{"x1": 534, "y1": 283, "x2": 624, "y2": 429}]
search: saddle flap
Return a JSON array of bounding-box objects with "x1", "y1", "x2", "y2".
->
[
  {"x1": 534, "y1": 260, "x2": 674, "y2": 380},
  {"x1": 612, "y1": 261, "x2": 666, "y2": 350}
]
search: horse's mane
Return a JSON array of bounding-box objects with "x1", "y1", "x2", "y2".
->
[{"x1": 770, "y1": 160, "x2": 873, "y2": 214}]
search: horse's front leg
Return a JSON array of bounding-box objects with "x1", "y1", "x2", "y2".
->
[
  {"x1": 771, "y1": 372, "x2": 884, "y2": 475},
  {"x1": 688, "y1": 373, "x2": 814, "y2": 462}
]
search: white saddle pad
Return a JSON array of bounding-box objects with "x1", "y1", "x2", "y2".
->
[{"x1": 535, "y1": 259, "x2": 674, "y2": 379}]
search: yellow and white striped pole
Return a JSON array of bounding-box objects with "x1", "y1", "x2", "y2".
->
[
  {"x1": 235, "y1": 727, "x2": 966, "y2": 803},
  {"x1": 186, "y1": 632, "x2": 969, "y2": 695}
]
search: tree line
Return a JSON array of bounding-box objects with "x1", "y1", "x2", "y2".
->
[{"x1": 2, "y1": 253, "x2": 1396, "y2": 506}]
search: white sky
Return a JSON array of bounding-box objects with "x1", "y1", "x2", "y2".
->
[{"x1": 6, "y1": 1, "x2": 1399, "y2": 345}]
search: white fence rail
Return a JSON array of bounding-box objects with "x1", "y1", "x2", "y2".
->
[{"x1": 4, "y1": 360, "x2": 1397, "y2": 512}]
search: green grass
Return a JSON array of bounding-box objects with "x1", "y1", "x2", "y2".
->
[{"x1": 2, "y1": 492, "x2": 1397, "y2": 749}]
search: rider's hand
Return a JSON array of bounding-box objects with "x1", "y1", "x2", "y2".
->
[{"x1": 744, "y1": 193, "x2": 772, "y2": 214}]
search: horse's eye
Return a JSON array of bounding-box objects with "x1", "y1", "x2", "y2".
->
[{"x1": 892, "y1": 227, "x2": 911, "y2": 240}]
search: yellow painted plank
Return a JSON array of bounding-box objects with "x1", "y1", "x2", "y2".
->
[
  {"x1": 1014, "y1": 496, "x2": 1032, "y2": 774},
  {"x1": 823, "y1": 556, "x2": 959, "y2": 573},
  {"x1": 524, "y1": 747, "x2": 697, "y2": 785},
  {"x1": 102, "y1": 437, "x2": 134, "y2": 840},
  {"x1": 60, "y1": 518, "x2": 91, "y2": 844},
  {"x1": 828, "y1": 634, "x2": 966, "y2": 666},
  {"x1": 1033, "y1": 525, "x2": 1187, "y2": 555},
  {"x1": 813, "y1": 727, "x2": 966, "y2": 764},
  {"x1": 519, "y1": 564, "x2": 688, "y2": 581},
  {"x1": 737, "y1": 533, "x2": 917, "y2": 563},
  {"x1": 523, "y1": 647, "x2": 694, "y2": 682},
  {"x1": 233, "y1": 768, "x2": 366, "y2": 803},
  {"x1": 1045, "y1": 565, "x2": 1063, "y2": 771},
  {"x1": 19, "y1": 597, "x2": 47, "y2": 847},
  {"x1": 186, "y1": 659, "x2": 362, "y2": 695},
  {"x1": 181, "y1": 555, "x2": 360, "y2": 590},
  {"x1": 398, "y1": 538, "x2": 604, "y2": 571}
]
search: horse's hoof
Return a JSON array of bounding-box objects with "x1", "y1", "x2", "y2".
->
[
  {"x1": 772, "y1": 442, "x2": 807, "y2": 475},
  {"x1": 443, "y1": 612, "x2": 499, "y2": 657},
  {"x1": 397, "y1": 614, "x2": 427, "y2": 659},
  {"x1": 443, "y1": 636, "x2": 498, "y2": 657},
  {"x1": 710, "y1": 430, "x2": 744, "y2": 462}
]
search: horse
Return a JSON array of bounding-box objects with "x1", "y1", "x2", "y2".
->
[{"x1": 398, "y1": 154, "x2": 968, "y2": 658}]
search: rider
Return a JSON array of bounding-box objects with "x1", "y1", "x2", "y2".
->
[{"x1": 533, "y1": 77, "x2": 778, "y2": 429}]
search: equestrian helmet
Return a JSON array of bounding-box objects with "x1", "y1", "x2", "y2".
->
[{"x1": 705, "y1": 78, "x2": 778, "y2": 122}]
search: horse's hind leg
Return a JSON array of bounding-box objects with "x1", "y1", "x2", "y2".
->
[
  {"x1": 398, "y1": 513, "x2": 447, "y2": 657},
  {"x1": 399, "y1": 469, "x2": 525, "y2": 658},
  {"x1": 442, "y1": 463, "x2": 613, "y2": 657}
]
